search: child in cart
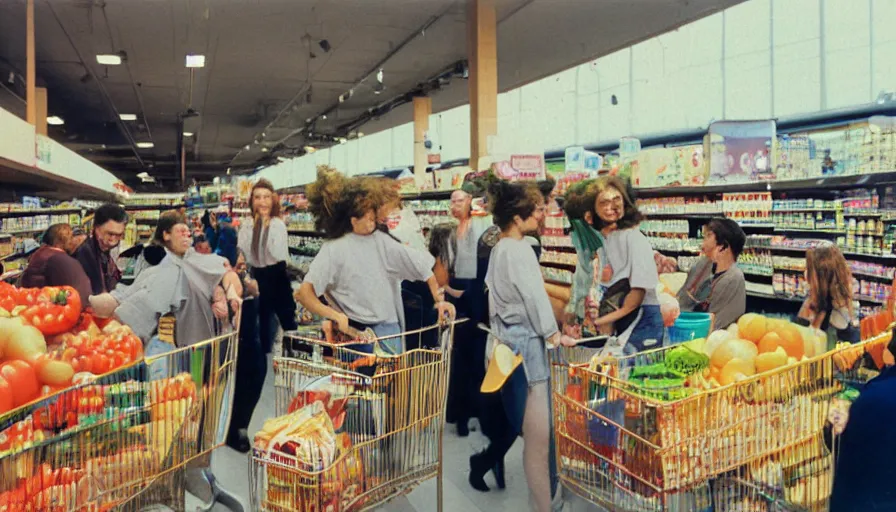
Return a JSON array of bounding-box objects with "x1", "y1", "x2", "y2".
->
[{"x1": 296, "y1": 168, "x2": 453, "y2": 355}]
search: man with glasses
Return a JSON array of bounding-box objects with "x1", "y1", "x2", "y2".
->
[{"x1": 75, "y1": 203, "x2": 129, "y2": 295}]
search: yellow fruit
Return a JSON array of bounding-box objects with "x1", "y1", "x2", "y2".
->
[
  {"x1": 758, "y1": 329, "x2": 804, "y2": 359},
  {"x1": 719, "y1": 357, "x2": 756, "y2": 385},
  {"x1": 711, "y1": 339, "x2": 759, "y2": 369},
  {"x1": 755, "y1": 347, "x2": 788, "y2": 373},
  {"x1": 738, "y1": 314, "x2": 768, "y2": 344}
]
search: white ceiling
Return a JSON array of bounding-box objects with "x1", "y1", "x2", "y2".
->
[{"x1": 0, "y1": 0, "x2": 744, "y2": 190}]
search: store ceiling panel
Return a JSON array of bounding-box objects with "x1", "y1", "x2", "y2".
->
[{"x1": 0, "y1": 0, "x2": 742, "y2": 190}]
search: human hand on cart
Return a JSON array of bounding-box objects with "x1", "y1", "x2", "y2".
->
[{"x1": 435, "y1": 300, "x2": 456, "y2": 325}]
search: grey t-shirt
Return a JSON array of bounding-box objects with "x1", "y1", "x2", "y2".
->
[
  {"x1": 454, "y1": 216, "x2": 493, "y2": 279},
  {"x1": 304, "y1": 231, "x2": 435, "y2": 325},
  {"x1": 485, "y1": 237, "x2": 558, "y2": 340},
  {"x1": 707, "y1": 265, "x2": 746, "y2": 330},
  {"x1": 603, "y1": 228, "x2": 659, "y2": 305}
]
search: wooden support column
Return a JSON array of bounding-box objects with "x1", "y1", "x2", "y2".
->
[
  {"x1": 467, "y1": 0, "x2": 498, "y2": 171},
  {"x1": 413, "y1": 96, "x2": 432, "y2": 184},
  {"x1": 35, "y1": 87, "x2": 48, "y2": 135},
  {"x1": 26, "y1": 0, "x2": 36, "y2": 126}
]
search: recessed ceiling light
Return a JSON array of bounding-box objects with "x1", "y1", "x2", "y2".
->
[
  {"x1": 358, "y1": 132, "x2": 364, "y2": 138},
  {"x1": 136, "y1": 142, "x2": 154, "y2": 149},
  {"x1": 261, "y1": 147, "x2": 269, "y2": 153},
  {"x1": 321, "y1": 114, "x2": 327, "y2": 120},
  {"x1": 96, "y1": 54, "x2": 122, "y2": 66},
  {"x1": 119, "y1": 113, "x2": 137, "y2": 121},
  {"x1": 185, "y1": 54, "x2": 205, "y2": 68},
  {"x1": 244, "y1": 145, "x2": 250, "y2": 150},
  {"x1": 183, "y1": 131, "x2": 194, "y2": 137},
  {"x1": 47, "y1": 116, "x2": 64, "y2": 125}
]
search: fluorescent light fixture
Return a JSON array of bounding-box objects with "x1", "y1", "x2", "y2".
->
[
  {"x1": 183, "y1": 131, "x2": 194, "y2": 137},
  {"x1": 119, "y1": 113, "x2": 137, "y2": 121},
  {"x1": 303, "y1": 146, "x2": 316, "y2": 153},
  {"x1": 47, "y1": 116, "x2": 64, "y2": 125},
  {"x1": 185, "y1": 54, "x2": 206, "y2": 68},
  {"x1": 96, "y1": 54, "x2": 122, "y2": 65},
  {"x1": 136, "y1": 142, "x2": 154, "y2": 149}
]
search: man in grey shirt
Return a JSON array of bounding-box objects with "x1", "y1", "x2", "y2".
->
[{"x1": 679, "y1": 218, "x2": 747, "y2": 331}]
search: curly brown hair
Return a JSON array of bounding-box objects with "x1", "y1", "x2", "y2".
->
[
  {"x1": 358, "y1": 176, "x2": 402, "y2": 221},
  {"x1": 487, "y1": 180, "x2": 543, "y2": 230},
  {"x1": 306, "y1": 166, "x2": 377, "y2": 238},
  {"x1": 806, "y1": 245, "x2": 855, "y2": 316}
]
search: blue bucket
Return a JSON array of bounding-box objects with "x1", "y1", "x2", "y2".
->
[{"x1": 669, "y1": 312, "x2": 712, "y2": 344}]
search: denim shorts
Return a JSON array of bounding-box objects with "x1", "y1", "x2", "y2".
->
[{"x1": 626, "y1": 305, "x2": 665, "y2": 353}]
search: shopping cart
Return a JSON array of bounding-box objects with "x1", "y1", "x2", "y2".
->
[
  {"x1": 548, "y1": 328, "x2": 895, "y2": 511},
  {"x1": 249, "y1": 321, "x2": 457, "y2": 512},
  {"x1": 0, "y1": 330, "x2": 239, "y2": 512}
]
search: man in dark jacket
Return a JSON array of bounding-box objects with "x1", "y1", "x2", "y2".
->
[
  {"x1": 74, "y1": 203, "x2": 128, "y2": 295},
  {"x1": 21, "y1": 223, "x2": 92, "y2": 306},
  {"x1": 830, "y1": 333, "x2": 896, "y2": 511}
]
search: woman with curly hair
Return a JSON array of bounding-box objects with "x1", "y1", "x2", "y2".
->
[
  {"x1": 569, "y1": 176, "x2": 664, "y2": 350},
  {"x1": 297, "y1": 168, "x2": 453, "y2": 354},
  {"x1": 798, "y1": 244, "x2": 859, "y2": 347},
  {"x1": 481, "y1": 180, "x2": 566, "y2": 512}
]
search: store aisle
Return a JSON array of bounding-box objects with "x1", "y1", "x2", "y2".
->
[{"x1": 186, "y1": 356, "x2": 599, "y2": 512}]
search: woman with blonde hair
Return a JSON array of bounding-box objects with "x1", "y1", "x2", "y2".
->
[
  {"x1": 798, "y1": 244, "x2": 859, "y2": 347},
  {"x1": 237, "y1": 178, "x2": 297, "y2": 354}
]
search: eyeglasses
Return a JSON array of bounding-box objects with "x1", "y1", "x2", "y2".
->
[{"x1": 597, "y1": 196, "x2": 624, "y2": 209}]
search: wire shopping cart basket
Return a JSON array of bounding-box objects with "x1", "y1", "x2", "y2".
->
[
  {"x1": 547, "y1": 327, "x2": 895, "y2": 511},
  {"x1": 249, "y1": 320, "x2": 458, "y2": 512},
  {"x1": 0, "y1": 330, "x2": 239, "y2": 512}
]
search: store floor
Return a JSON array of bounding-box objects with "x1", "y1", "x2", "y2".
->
[{"x1": 185, "y1": 356, "x2": 600, "y2": 512}]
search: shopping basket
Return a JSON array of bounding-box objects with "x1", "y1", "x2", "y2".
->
[
  {"x1": 249, "y1": 320, "x2": 458, "y2": 512},
  {"x1": 0, "y1": 330, "x2": 239, "y2": 512}
]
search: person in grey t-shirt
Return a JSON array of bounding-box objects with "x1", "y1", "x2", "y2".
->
[
  {"x1": 297, "y1": 170, "x2": 454, "y2": 354},
  {"x1": 691, "y1": 218, "x2": 747, "y2": 331}
]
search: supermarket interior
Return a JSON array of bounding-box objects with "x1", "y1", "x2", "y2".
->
[{"x1": 2, "y1": 0, "x2": 896, "y2": 511}]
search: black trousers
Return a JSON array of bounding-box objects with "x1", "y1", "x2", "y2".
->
[
  {"x1": 229, "y1": 297, "x2": 266, "y2": 435},
  {"x1": 252, "y1": 262, "x2": 298, "y2": 354},
  {"x1": 445, "y1": 278, "x2": 486, "y2": 426}
]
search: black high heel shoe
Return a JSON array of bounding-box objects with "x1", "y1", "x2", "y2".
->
[
  {"x1": 468, "y1": 452, "x2": 491, "y2": 492},
  {"x1": 493, "y1": 458, "x2": 506, "y2": 489}
]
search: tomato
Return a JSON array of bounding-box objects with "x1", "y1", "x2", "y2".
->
[
  {"x1": 0, "y1": 361, "x2": 39, "y2": 408},
  {"x1": 0, "y1": 376, "x2": 11, "y2": 414},
  {"x1": 0, "y1": 282, "x2": 17, "y2": 312},
  {"x1": 91, "y1": 354, "x2": 110, "y2": 375},
  {"x1": 17, "y1": 287, "x2": 82, "y2": 336}
]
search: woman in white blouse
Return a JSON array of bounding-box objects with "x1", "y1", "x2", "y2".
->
[{"x1": 238, "y1": 179, "x2": 298, "y2": 353}]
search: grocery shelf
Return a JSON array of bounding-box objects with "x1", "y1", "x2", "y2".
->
[
  {"x1": 746, "y1": 290, "x2": 804, "y2": 303},
  {"x1": 737, "y1": 223, "x2": 776, "y2": 229},
  {"x1": 123, "y1": 203, "x2": 185, "y2": 211},
  {"x1": 0, "y1": 207, "x2": 82, "y2": 218},
  {"x1": 643, "y1": 212, "x2": 722, "y2": 218},
  {"x1": 772, "y1": 208, "x2": 838, "y2": 213},
  {"x1": 4, "y1": 228, "x2": 47, "y2": 235},
  {"x1": 539, "y1": 260, "x2": 576, "y2": 269},
  {"x1": 401, "y1": 190, "x2": 454, "y2": 200},
  {"x1": 851, "y1": 270, "x2": 894, "y2": 281},
  {"x1": 634, "y1": 170, "x2": 896, "y2": 197},
  {"x1": 775, "y1": 228, "x2": 845, "y2": 234},
  {"x1": 856, "y1": 295, "x2": 887, "y2": 305},
  {"x1": 0, "y1": 251, "x2": 25, "y2": 262}
]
